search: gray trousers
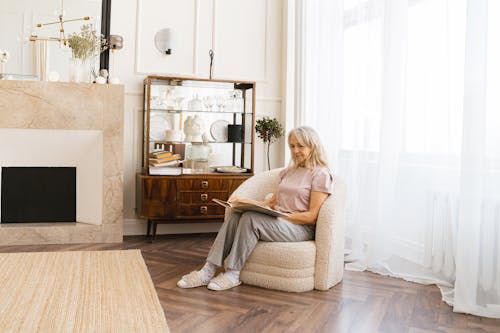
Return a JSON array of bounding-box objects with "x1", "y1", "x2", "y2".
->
[{"x1": 206, "y1": 210, "x2": 315, "y2": 270}]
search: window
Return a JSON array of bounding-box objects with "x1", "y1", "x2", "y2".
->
[{"x1": 340, "y1": 0, "x2": 497, "y2": 158}]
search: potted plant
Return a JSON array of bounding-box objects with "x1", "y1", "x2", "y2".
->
[
  {"x1": 67, "y1": 24, "x2": 107, "y2": 82},
  {"x1": 255, "y1": 117, "x2": 284, "y2": 170}
]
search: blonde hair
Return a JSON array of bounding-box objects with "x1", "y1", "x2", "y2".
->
[{"x1": 287, "y1": 126, "x2": 330, "y2": 170}]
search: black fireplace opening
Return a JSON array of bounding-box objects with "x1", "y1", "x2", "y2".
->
[{"x1": 1, "y1": 167, "x2": 76, "y2": 223}]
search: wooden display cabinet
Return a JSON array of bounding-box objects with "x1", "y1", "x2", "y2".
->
[{"x1": 136, "y1": 76, "x2": 255, "y2": 240}]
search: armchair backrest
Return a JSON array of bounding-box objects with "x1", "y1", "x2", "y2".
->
[{"x1": 229, "y1": 168, "x2": 282, "y2": 201}]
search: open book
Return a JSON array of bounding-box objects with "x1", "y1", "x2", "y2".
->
[{"x1": 212, "y1": 198, "x2": 289, "y2": 218}]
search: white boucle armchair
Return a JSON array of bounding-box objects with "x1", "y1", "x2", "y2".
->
[{"x1": 230, "y1": 168, "x2": 346, "y2": 292}]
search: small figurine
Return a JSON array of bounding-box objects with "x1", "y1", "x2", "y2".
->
[{"x1": 183, "y1": 115, "x2": 204, "y2": 142}]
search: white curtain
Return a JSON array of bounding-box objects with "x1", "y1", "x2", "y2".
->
[{"x1": 293, "y1": 0, "x2": 500, "y2": 318}]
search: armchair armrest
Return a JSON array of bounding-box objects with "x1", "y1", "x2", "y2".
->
[{"x1": 314, "y1": 176, "x2": 347, "y2": 290}]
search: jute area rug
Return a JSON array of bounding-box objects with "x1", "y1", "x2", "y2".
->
[{"x1": 0, "y1": 249, "x2": 169, "y2": 332}]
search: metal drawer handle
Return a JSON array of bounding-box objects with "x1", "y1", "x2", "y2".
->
[
  {"x1": 200, "y1": 194, "x2": 208, "y2": 202},
  {"x1": 200, "y1": 206, "x2": 208, "y2": 214},
  {"x1": 201, "y1": 181, "x2": 209, "y2": 189}
]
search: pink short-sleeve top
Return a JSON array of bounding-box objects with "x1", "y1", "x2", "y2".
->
[{"x1": 274, "y1": 166, "x2": 333, "y2": 214}]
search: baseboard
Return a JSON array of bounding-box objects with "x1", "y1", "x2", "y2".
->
[
  {"x1": 123, "y1": 218, "x2": 222, "y2": 236},
  {"x1": 346, "y1": 226, "x2": 424, "y2": 265},
  {"x1": 391, "y1": 236, "x2": 424, "y2": 264}
]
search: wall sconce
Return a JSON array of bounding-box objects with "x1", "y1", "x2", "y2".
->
[
  {"x1": 154, "y1": 28, "x2": 173, "y2": 55},
  {"x1": 109, "y1": 35, "x2": 124, "y2": 52},
  {"x1": 108, "y1": 34, "x2": 123, "y2": 84}
]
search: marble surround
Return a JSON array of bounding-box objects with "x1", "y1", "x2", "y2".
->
[{"x1": 0, "y1": 80, "x2": 124, "y2": 245}]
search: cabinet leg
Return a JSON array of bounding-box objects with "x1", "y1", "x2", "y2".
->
[
  {"x1": 146, "y1": 219, "x2": 152, "y2": 238},
  {"x1": 151, "y1": 221, "x2": 158, "y2": 242}
]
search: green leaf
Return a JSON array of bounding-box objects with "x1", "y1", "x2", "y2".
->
[{"x1": 255, "y1": 117, "x2": 284, "y2": 144}]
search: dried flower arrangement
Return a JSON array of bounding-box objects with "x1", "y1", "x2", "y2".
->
[{"x1": 67, "y1": 24, "x2": 108, "y2": 59}]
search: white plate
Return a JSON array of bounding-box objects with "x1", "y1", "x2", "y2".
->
[
  {"x1": 216, "y1": 166, "x2": 247, "y2": 173},
  {"x1": 210, "y1": 119, "x2": 229, "y2": 142},
  {"x1": 150, "y1": 113, "x2": 171, "y2": 141}
]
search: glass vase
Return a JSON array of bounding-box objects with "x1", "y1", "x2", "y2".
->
[{"x1": 69, "y1": 58, "x2": 91, "y2": 83}]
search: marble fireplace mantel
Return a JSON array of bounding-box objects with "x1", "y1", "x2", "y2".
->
[{"x1": 0, "y1": 80, "x2": 124, "y2": 245}]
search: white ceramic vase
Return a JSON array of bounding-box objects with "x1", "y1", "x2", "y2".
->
[{"x1": 69, "y1": 58, "x2": 91, "y2": 83}]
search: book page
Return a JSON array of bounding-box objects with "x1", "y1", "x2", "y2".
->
[
  {"x1": 212, "y1": 198, "x2": 289, "y2": 218},
  {"x1": 212, "y1": 198, "x2": 232, "y2": 209}
]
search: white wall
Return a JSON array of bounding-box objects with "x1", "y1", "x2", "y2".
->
[{"x1": 110, "y1": 0, "x2": 285, "y2": 234}]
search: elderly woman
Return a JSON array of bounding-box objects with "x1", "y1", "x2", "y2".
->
[{"x1": 177, "y1": 126, "x2": 333, "y2": 290}]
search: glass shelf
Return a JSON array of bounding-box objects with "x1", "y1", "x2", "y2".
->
[
  {"x1": 147, "y1": 140, "x2": 252, "y2": 145},
  {"x1": 149, "y1": 108, "x2": 252, "y2": 114}
]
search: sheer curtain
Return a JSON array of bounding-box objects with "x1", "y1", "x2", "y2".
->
[{"x1": 292, "y1": 0, "x2": 500, "y2": 318}]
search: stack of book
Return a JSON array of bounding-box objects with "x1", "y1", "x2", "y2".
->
[
  {"x1": 149, "y1": 151, "x2": 181, "y2": 166},
  {"x1": 149, "y1": 150, "x2": 182, "y2": 175}
]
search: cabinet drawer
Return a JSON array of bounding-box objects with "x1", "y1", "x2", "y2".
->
[
  {"x1": 178, "y1": 204, "x2": 225, "y2": 217},
  {"x1": 177, "y1": 178, "x2": 229, "y2": 191},
  {"x1": 178, "y1": 191, "x2": 227, "y2": 204}
]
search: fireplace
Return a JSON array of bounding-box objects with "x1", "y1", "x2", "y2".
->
[
  {"x1": 0, "y1": 80, "x2": 124, "y2": 245},
  {"x1": 0, "y1": 128, "x2": 103, "y2": 226},
  {"x1": 1, "y1": 167, "x2": 76, "y2": 223}
]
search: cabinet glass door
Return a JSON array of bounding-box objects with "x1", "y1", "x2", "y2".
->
[{"x1": 143, "y1": 77, "x2": 255, "y2": 175}]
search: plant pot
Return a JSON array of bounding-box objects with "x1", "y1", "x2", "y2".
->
[{"x1": 228, "y1": 125, "x2": 243, "y2": 142}]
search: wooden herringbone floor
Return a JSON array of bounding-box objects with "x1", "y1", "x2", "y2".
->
[{"x1": 0, "y1": 234, "x2": 499, "y2": 333}]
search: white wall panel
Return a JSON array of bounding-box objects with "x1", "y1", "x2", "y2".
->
[
  {"x1": 135, "y1": 0, "x2": 198, "y2": 76},
  {"x1": 0, "y1": 12, "x2": 25, "y2": 75},
  {"x1": 196, "y1": 0, "x2": 214, "y2": 79},
  {"x1": 213, "y1": 0, "x2": 268, "y2": 81}
]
